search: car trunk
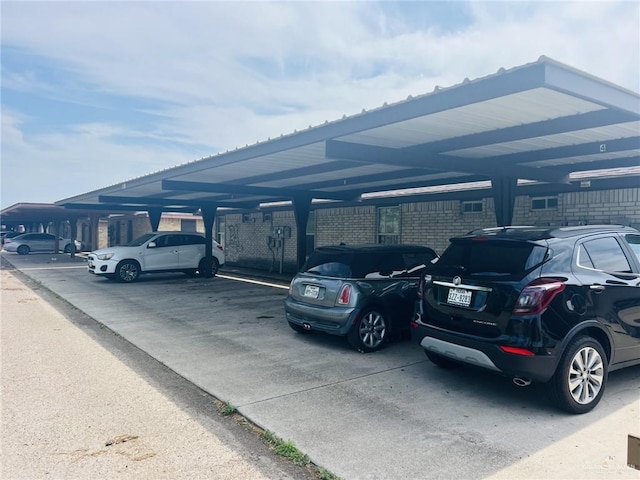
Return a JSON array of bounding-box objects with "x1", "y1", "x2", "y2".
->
[{"x1": 424, "y1": 238, "x2": 548, "y2": 338}]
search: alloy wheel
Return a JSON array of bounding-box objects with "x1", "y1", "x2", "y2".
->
[{"x1": 567, "y1": 346, "x2": 604, "y2": 405}]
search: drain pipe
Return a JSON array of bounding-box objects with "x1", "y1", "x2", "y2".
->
[{"x1": 512, "y1": 376, "x2": 532, "y2": 387}]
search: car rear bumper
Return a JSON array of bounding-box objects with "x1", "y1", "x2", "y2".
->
[
  {"x1": 284, "y1": 297, "x2": 356, "y2": 336},
  {"x1": 412, "y1": 319, "x2": 558, "y2": 383}
]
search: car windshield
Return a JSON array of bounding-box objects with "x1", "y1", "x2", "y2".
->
[
  {"x1": 437, "y1": 239, "x2": 548, "y2": 277},
  {"x1": 126, "y1": 233, "x2": 157, "y2": 247}
]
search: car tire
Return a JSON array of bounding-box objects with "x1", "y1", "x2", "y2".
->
[
  {"x1": 425, "y1": 350, "x2": 461, "y2": 369},
  {"x1": 116, "y1": 260, "x2": 140, "y2": 283},
  {"x1": 348, "y1": 308, "x2": 388, "y2": 352},
  {"x1": 549, "y1": 335, "x2": 608, "y2": 414},
  {"x1": 198, "y1": 257, "x2": 220, "y2": 277},
  {"x1": 17, "y1": 245, "x2": 30, "y2": 255},
  {"x1": 288, "y1": 321, "x2": 313, "y2": 334},
  {"x1": 64, "y1": 244, "x2": 72, "y2": 253}
]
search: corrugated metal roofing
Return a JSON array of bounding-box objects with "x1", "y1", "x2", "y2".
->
[{"x1": 53, "y1": 56, "x2": 639, "y2": 212}]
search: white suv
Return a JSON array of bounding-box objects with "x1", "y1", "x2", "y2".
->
[{"x1": 88, "y1": 232, "x2": 225, "y2": 283}]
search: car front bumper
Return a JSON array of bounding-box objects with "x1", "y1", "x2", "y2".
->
[{"x1": 87, "y1": 256, "x2": 118, "y2": 275}]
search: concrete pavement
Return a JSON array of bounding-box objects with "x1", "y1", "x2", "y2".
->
[
  {"x1": 0, "y1": 266, "x2": 314, "y2": 480},
  {"x1": 1, "y1": 251, "x2": 639, "y2": 480}
]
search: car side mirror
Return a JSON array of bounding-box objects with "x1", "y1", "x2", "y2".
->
[{"x1": 147, "y1": 241, "x2": 157, "y2": 248}]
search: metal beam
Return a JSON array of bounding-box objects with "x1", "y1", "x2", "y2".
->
[
  {"x1": 162, "y1": 180, "x2": 357, "y2": 202},
  {"x1": 326, "y1": 140, "x2": 569, "y2": 184}
]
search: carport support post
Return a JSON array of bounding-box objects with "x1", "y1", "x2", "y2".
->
[
  {"x1": 147, "y1": 208, "x2": 163, "y2": 232},
  {"x1": 69, "y1": 218, "x2": 78, "y2": 257},
  {"x1": 89, "y1": 213, "x2": 100, "y2": 251},
  {"x1": 200, "y1": 205, "x2": 218, "y2": 278},
  {"x1": 292, "y1": 194, "x2": 312, "y2": 270},
  {"x1": 491, "y1": 176, "x2": 517, "y2": 227}
]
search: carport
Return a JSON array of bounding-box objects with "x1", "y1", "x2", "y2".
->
[{"x1": 54, "y1": 56, "x2": 639, "y2": 270}]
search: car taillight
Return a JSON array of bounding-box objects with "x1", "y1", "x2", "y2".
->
[
  {"x1": 337, "y1": 284, "x2": 352, "y2": 305},
  {"x1": 513, "y1": 279, "x2": 565, "y2": 315},
  {"x1": 499, "y1": 345, "x2": 535, "y2": 356}
]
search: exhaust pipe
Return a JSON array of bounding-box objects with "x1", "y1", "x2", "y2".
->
[{"x1": 512, "y1": 376, "x2": 532, "y2": 387}]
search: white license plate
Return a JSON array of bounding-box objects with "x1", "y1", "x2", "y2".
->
[
  {"x1": 303, "y1": 285, "x2": 320, "y2": 298},
  {"x1": 447, "y1": 288, "x2": 472, "y2": 307}
]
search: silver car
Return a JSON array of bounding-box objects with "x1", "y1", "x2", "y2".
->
[
  {"x1": 3, "y1": 233, "x2": 83, "y2": 255},
  {"x1": 285, "y1": 244, "x2": 438, "y2": 352}
]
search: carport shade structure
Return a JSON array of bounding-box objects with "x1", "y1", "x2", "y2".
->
[{"x1": 55, "y1": 56, "x2": 640, "y2": 268}]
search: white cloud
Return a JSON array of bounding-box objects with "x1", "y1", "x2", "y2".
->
[{"x1": 1, "y1": 1, "x2": 638, "y2": 208}]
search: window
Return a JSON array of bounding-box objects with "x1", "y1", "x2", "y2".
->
[
  {"x1": 216, "y1": 217, "x2": 225, "y2": 246},
  {"x1": 462, "y1": 201, "x2": 483, "y2": 213},
  {"x1": 531, "y1": 197, "x2": 558, "y2": 210},
  {"x1": 626, "y1": 235, "x2": 640, "y2": 263},
  {"x1": 378, "y1": 206, "x2": 400, "y2": 244},
  {"x1": 181, "y1": 219, "x2": 197, "y2": 232},
  {"x1": 578, "y1": 237, "x2": 631, "y2": 273},
  {"x1": 306, "y1": 211, "x2": 315, "y2": 254}
]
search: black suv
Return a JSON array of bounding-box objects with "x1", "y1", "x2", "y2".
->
[
  {"x1": 285, "y1": 244, "x2": 438, "y2": 352},
  {"x1": 412, "y1": 225, "x2": 640, "y2": 413}
]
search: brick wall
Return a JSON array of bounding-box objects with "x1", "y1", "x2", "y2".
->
[
  {"x1": 215, "y1": 187, "x2": 639, "y2": 270},
  {"x1": 91, "y1": 187, "x2": 636, "y2": 270}
]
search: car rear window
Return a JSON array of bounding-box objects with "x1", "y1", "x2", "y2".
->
[
  {"x1": 303, "y1": 248, "x2": 437, "y2": 278},
  {"x1": 437, "y1": 240, "x2": 548, "y2": 276}
]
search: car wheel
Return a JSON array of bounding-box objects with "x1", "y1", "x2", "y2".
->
[
  {"x1": 348, "y1": 308, "x2": 388, "y2": 352},
  {"x1": 198, "y1": 257, "x2": 220, "y2": 277},
  {"x1": 17, "y1": 245, "x2": 30, "y2": 255},
  {"x1": 288, "y1": 321, "x2": 313, "y2": 334},
  {"x1": 425, "y1": 350, "x2": 461, "y2": 369},
  {"x1": 116, "y1": 260, "x2": 140, "y2": 283},
  {"x1": 64, "y1": 244, "x2": 72, "y2": 253},
  {"x1": 549, "y1": 336, "x2": 608, "y2": 414}
]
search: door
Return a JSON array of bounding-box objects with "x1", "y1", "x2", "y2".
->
[
  {"x1": 574, "y1": 235, "x2": 640, "y2": 365},
  {"x1": 177, "y1": 234, "x2": 205, "y2": 269},
  {"x1": 31, "y1": 233, "x2": 56, "y2": 252},
  {"x1": 143, "y1": 234, "x2": 180, "y2": 271}
]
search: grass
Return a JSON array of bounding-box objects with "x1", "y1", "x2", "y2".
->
[
  {"x1": 218, "y1": 400, "x2": 237, "y2": 416},
  {"x1": 215, "y1": 400, "x2": 342, "y2": 480}
]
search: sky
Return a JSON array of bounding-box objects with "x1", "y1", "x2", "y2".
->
[{"x1": 2, "y1": 1, "x2": 639, "y2": 210}]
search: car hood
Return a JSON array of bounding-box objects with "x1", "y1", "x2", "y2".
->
[{"x1": 90, "y1": 246, "x2": 143, "y2": 256}]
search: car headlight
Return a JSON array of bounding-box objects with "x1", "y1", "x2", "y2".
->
[{"x1": 97, "y1": 253, "x2": 115, "y2": 260}]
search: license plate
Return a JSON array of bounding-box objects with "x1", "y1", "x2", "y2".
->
[
  {"x1": 447, "y1": 288, "x2": 472, "y2": 307},
  {"x1": 304, "y1": 285, "x2": 320, "y2": 298}
]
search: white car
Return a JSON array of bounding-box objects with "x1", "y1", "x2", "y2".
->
[
  {"x1": 3, "y1": 232, "x2": 83, "y2": 255},
  {"x1": 87, "y1": 231, "x2": 225, "y2": 283}
]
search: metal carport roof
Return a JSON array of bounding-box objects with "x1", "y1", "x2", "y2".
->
[{"x1": 54, "y1": 56, "x2": 640, "y2": 265}]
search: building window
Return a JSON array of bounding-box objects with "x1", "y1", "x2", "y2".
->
[
  {"x1": 306, "y1": 211, "x2": 315, "y2": 254},
  {"x1": 462, "y1": 201, "x2": 483, "y2": 213},
  {"x1": 181, "y1": 219, "x2": 197, "y2": 232},
  {"x1": 531, "y1": 197, "x2": 558, "y2": 210},
  {"x1": 216, "y1": 217, "x2": 226, "y2": 246},
  {"x1": 378, "y1": 206, "x2": 400, "y2": 244}
]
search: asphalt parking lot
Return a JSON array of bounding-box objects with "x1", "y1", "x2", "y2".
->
[{"x1": 2, "y1": 251, "x2": 639, "y2": 480}]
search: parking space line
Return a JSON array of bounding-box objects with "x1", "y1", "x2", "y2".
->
[
  {"x1": 15, "y1": 266, "x2": 88, "y2": 271},
  {"x1": 217, "y1": 274, "x2": 289, "y2": 290}
]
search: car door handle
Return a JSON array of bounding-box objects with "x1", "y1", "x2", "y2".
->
[{"x1": 590, "y1": 284, "x2": 605, "y2": 292}]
